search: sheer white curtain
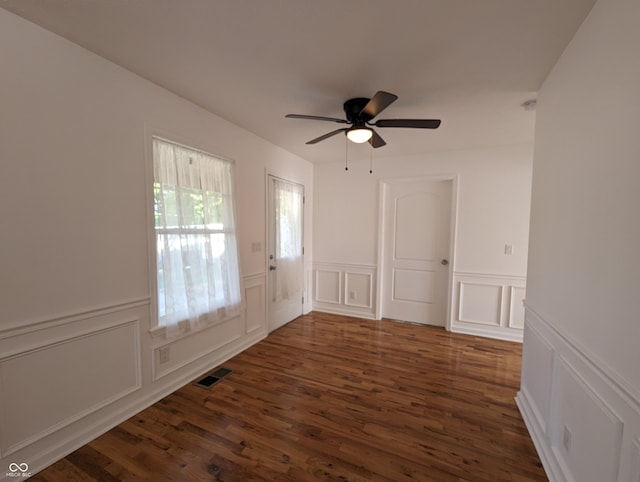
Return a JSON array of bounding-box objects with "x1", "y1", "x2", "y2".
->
[
  {"x1": 153, "y1": 137, "x2": 242, "y2": 336},
  {"x1": 273, "y1": 178, "x2": 304, "y2": 302}
]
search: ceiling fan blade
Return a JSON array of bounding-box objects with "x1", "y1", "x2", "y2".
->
[
  {"x1": 373, "y1": 119, "x2": 441, "y2": 129},
  {"x1": 286, "y1": 114, "x2": 348, "y2": 124},
  {"x1": 369, "y1": 129, "x2": 386, "y2": 148},
  {"x1": 306, "y1": 128, "x2": 348, "y2": 144},
  {"x1": 360, "y1": 91, "x2": 398, "y2": 119}
]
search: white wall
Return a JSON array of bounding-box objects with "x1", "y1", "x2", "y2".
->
[
  {"x1": 313, "y1": 143, "x2": 532, "y2": 340},
  {"x1": 0, "y1": 10, "x2": 313, "y2": 477},
  {"x1": 516, "y1": 0, "x2": 640, "y2": 480}
]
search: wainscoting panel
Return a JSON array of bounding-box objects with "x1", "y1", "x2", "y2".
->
[
  {"x1": 552, "y1": 358, "x2": 623, "y2": 482},
  {"x1": 0, "y1": 316, "x2": 141, "y2": 456},
  {"x1": 315, "y1": 268, "x2": 341, "y2": 304},
  {"x1": 516, "y1": 305, "x2": 640, "y2": 482},
  {"x1": 344, "y1": 272, "x2": 373, "y2": 309},
  {"x1": 458, "y1": 282, "x2": 503, "y2": 325},
  {"x1": 313, "y1": 263, "x2": 376, "y2": 319},
  {"x1": 243, "y1": 273, "x2": 266, "y2": 335},
  {"x1": 509, "y1": 286, "x2": 527, "y2": 329},
  {"x1": 451, "y1": 272, "x2": 526, "y2": 341},
  {"x1": 520, "y1": 323, "x2": 554, "y2": 435}
]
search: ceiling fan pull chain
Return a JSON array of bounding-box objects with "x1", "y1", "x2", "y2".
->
[
  {"x1": 345, "y1": 137, "x2": 349, "y2": 171},
  {"x1": 369, "y1": 147, "x2": 373, "y2": 174}
]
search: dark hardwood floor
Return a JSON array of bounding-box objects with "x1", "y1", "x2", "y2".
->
[{"x1": 32, "y1": 312, "x2": 546, "y2": 481}]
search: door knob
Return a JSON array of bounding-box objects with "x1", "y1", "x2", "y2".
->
[
  {"x1": 269, "y1": 265, "x2": 277, "y2": 271},
  {"x1": 441, "y1": 259, "x2": 449, "y2": 266}
]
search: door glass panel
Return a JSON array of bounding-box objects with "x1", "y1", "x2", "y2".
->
[{"x1": 273, "y1": 178, "x2": 304, "y2": 302}]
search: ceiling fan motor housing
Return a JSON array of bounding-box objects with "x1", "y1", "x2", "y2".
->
[{"x1": 343, "y1": 97, "x2": 372, "y2": 124}]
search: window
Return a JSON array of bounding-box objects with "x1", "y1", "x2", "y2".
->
[{"x1": 152, "y1": 137, "x2": 242, "y2": 334}]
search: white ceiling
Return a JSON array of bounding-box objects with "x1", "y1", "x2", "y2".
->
[{"x1": 1, "y1": 0, "x2": 595, "y2": 164}]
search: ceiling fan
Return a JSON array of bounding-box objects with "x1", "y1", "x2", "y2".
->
[{"x1": 285, "y1": 91, "x2": 441, "y2": 148}]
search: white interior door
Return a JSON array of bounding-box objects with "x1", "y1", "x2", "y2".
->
[
  {"x1": 381, "y1": 178, "x2": 452, "y2": 326},
  {"x1": 267, "y1": 175, "x2": 304, "y2": 332}
]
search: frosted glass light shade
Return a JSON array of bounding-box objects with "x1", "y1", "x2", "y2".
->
[{"x1": 346, "y1": 127, "x2": 373, "y2": 143}]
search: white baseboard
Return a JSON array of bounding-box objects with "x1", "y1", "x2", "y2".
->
[
  {"x1": 451, "y1": 322, "x2": 523, "y2": 342},
  {"x1": 311, "y1": 306, "x2": 378, "y2": 320}
]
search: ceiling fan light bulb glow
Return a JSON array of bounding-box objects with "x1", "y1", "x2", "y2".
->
[{"x1": 346, "y1": 127, "x2": 373, "y2": 143}]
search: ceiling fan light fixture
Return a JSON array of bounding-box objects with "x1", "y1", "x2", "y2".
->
[
  {"x1": 286, "y1": 91, "x2": 441, "y2": 148},
  {"x1": 346, "y1": 127, "x2": 373, "y2": 144}
]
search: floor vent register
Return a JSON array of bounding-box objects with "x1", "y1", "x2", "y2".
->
[{"x1": 194, "y1": 367, "x2": 233, "y2": 389}]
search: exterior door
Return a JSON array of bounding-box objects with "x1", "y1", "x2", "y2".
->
[
  {"x1": 381, "y1": 178, "x2": 452, "y2": 326},
  {"x1": 267, "y1": 175, "x2": 304, "y2": 332}
]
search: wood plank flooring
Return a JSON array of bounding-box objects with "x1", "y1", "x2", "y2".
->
[{"x1": 31, "y1": 312, "x2": 546, "y2": 481}]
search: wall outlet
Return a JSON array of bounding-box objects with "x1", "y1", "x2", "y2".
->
[
  {"x1": 563, "y1": 425, "x2": 572, "y2": 452},
  {"x1": 504, "y1": 244, "x2": 513, "y2": 255},
  {"x1": 349, "y1": 291, "x2": 356, "y2": 300},
  {"x1": 159, "y1": 346, "x2": 170, "y2": 364}
]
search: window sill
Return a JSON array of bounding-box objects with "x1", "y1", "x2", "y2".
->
[{"x1": 149, "y1": 309, "x2": 242, "y2": 342}]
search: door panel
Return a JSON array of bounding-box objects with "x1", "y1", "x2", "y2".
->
[
  {"x1": 393, "y1": 269, "x2": 436, "y2": 303},
  {"x1": 382, "y1": 179, "x2": 452, "y2": 326},
  {"x1": 267, "y1": 175, "x2": 304, "y2": 332},
  {"x1": 395, "y1": 193, "x2": 438, "y2": 261}
]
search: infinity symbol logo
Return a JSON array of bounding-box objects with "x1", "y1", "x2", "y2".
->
[{"x1": 8, "y1": 463, "x2": 28, "y2": 473}]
